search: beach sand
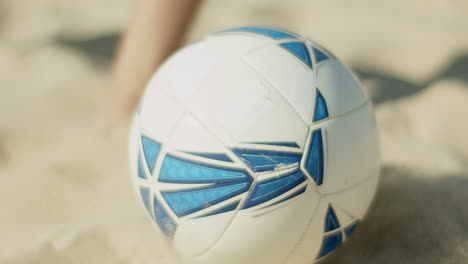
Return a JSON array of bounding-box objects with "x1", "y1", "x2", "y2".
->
[{"x1": 1, "y1": 0, "x2": 468, "y2": 263}]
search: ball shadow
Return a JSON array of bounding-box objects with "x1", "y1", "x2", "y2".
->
[
  {"x1": 353, "y1": 50, "x2": 468, "y2": 104},
  {"x1": 54, "y1": 33, "x2": 120, "y2": 67},
  {"x1": 327, "y1": 166, "x2": 468, "y2": 264}
]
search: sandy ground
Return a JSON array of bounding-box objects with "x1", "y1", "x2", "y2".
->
[{"x1": 1, "y1": 0, "x2": 468, "y2": 263}]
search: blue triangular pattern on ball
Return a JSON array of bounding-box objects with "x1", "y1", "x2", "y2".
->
[
  {"x1": 243, "y1": 170, "x2": 306, "y2": 209},
  {"x1": 318, "y1": 232, "x2": 343, "y2": 259},
  {"x1": 182, "y1": 151, "x2": 233, "y2": 162},
  {"x1": 137, "y1": 154, "x2": 146, "y2": 179},
  {"x1": 313, "y1": 47, "x2": 330, "y2": 62},
  {"x1": 313, "y1": 90, "x2": 329, "y2": 121},
  {"x1": 159, "y1": 154, "x2": 249, "y2": 184},
  {"x1": 196, "y1": 200, "x2": 241, "y2": 218},
  {"x1": 232, "y1": 149, "x2": 301, "y2": 172},
  {"x1": 305, "y1": 129, "x2": 324, "y2": 185},
  {"x1": 141, "y1": 135, "x2": 161, "y2": 174},
  {"x1": 223, "y1": 26, "x2": 297, "y2": 39},
  {"x1": 345, "y1": 221, "x2": 360, "y2": 237},
  {"x1": 139, "y1": 186, "x2": 152, "y2": 218},
  {"x1": 325, "y1": 205, "x2": 341, "y2": 232},
  {"x1": 153, "y1": 196, "x2": 178, "y2": 239},
  {"x1": 162, "y1": 182, "x2": 249, "y2": 217},
  {"x1": 279, "y1": 42, "x2": 312, "y2": 68},
  {"x1": 243, "y1": 141, "x2": 300, "y2": 148}
]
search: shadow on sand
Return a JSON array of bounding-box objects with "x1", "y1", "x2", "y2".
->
[
  {"x1": 328, "y1": 166, "x2": 468, "y2": 264},
  {"x1": 353, "y1": 52, "x2": 468, "y2": 104},
  {"x1": 55, "y1": 33, "x2": 120, "y2": 67}
]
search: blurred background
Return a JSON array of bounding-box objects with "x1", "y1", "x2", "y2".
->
[{"x1": 1, "y1": 0, "x2": 468, "y2": 263}]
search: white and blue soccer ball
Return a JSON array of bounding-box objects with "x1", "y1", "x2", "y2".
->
[{"x1": 129, "y1": 26, "x2": 380, "y2": 264}]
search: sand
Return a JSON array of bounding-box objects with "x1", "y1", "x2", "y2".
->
[{"x1": 1, "y1": 0, "x2": 468, "y2": 263}]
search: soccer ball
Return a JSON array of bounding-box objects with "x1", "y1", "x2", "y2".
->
[{"x1": 129, "y1": 26, "x2": 380, "y2": 264}]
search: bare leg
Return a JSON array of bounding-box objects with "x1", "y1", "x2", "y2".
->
[{"x1": 99, "y1": 0, "x2": 202, "y2": 125}]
